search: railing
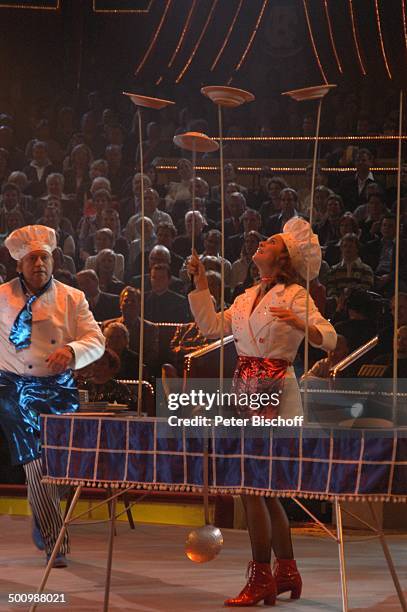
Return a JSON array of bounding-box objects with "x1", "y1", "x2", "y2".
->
[{"x1": 330, "y1": 335, "x2": 379, "y2": 379}]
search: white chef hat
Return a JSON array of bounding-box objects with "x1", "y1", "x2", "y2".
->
[
  {"x1": 279, "y1": 217, "x2": 321, "y2": 280},
  {"x1": 5, "y1": 225, "x2": 57, "y2": 261}
]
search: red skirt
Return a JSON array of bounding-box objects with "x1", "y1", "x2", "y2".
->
[{"x1": 231, "y1": 356, "x2": 290, "y2": 418}]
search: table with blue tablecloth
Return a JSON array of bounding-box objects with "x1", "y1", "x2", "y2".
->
[
  {"x1": 41, "y1": 414, "x2": 407, "y2": 503},
  {"x1": 31, "y1": 414, "x2": 407, "y2": 612}
]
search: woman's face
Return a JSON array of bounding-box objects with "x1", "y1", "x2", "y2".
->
[
  {"x1": 253, "y1": 234, "x2": 287, "y2": 273},
  {"x1": 177, "y1": 160, "x2": 192, "y2": 180},
  {"x1": 339, "y1": 216, "x2": 356, "y2": 237},
  {"x1": 95, "y1": 232, "x2": 113, "y2": 252},
  {"x1": 267, "y1": 181, "x2": 282, "y2": 199},
  {"x1": 47, "y1": 177, "x2": 63, "y2": 196},
  {"x1": 105, "y1": 326, "x2": 127, "y2": 354},
  {"x1": 94, "y1": 194, "x2": 110, "y2": 213},
  {"x1": 101, "y1": 210, "x2": 118, "y2": 233},
  {"x1": 367, "y1": 197, "x2": 384, "y2": 220}
]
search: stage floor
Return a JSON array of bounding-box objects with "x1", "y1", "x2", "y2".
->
[{"x1": 0, "y1": 515, "x2": 406, "y2": 611}]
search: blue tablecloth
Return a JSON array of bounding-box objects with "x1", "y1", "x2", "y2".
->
[{"x1": 41, "y1": 415, "x2": 407, "y2": 502}]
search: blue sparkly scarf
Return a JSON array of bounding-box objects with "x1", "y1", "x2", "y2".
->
[{"x1": 9, "y1": 274, "x2": 53, "y2": 350}]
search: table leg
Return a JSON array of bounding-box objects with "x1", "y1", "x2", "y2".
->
[
  {"x1": 29, "y1": 485, "x2": 83, "y2": 612},
  {"x1": 368, "y1": 503, "x2": 407, "y2": 611},
  {"x1": 122, "y1": 492, "x2": 135, "y2": 529},
  {"x1": 103, "y1": 495, "x2": 117, "y2": 612},
  {"x1": 334, "y1": 499, "x2": 349, "y2": 612}
]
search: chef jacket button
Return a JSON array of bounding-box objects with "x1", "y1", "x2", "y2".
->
[
  {"x1": 51, "y1": 339, "x2": 56, "y2": 344},
  {"x1": 28, "y1": 365, "x2": 33, "y2": 369},
  {"x1": 259, "y1": 338, "x2": 264, "y2": 343}
]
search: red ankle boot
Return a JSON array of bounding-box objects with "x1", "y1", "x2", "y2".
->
[
  {"x1": 224, "y1": 560, "x2": 277, "y2": 607},
  {"x1": 273, "y1": 558, "x2": 302, "y2": 599}
]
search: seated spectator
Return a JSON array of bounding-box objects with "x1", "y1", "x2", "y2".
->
[
  {"x1": 144, "y1": 264, "x2": 190, "y2": 323},
  {"x1": 206, "y1": 270, "x2": 227, "y2": 310},
  {"x1": 52, "y1": 246, "x2": 76, "y2": 275},
  {"x1": 165, "y1": 158, "x2": 193, "y2": 212},
  {"x1": 301, "y1": 335, "x2": 349, "y2": 380},
  {"x1": 85, "y1": 227, "x2": 124, "y2": 280},
  {"x1": 127, "y1": 216, "x2": 157, "y2": 275},
  {"x1": 359, "y1": 194, "x2": 390, "y2": 243},
  {"x1": 77, "y1": 187, "x2": 111, "y2": 259},
  {"x1": 77, "y1": 269, "x2": 120, "y2": 321},
  {"x1": 25, "y1": 118, "x2": 64, "y2": 167},
  {"x1": 41, "y1": 205, "x2": 76, "y2": 259},
  {"x1": 297, "y1": 165, "x2": 329, "y2": 214},
  {"x1": 82, "y1": 177, "x2": 112, "y2": 218},
  {"x1": 232, "y1": 260, "x2": 260, "y2": 300},
  {"x1": 120, "y1": 172, "x2": 152, "y2": 223},
  {"x1": 259, "y1": 177, "x2": 287, "y2": 228},
  {"x1": 101, "y1": 207, "x2": 129, "y2": 259},
  {"x1": 211, "y1": 163, "x2": 248, "y2": 202},
  {"x1": 0, "y1": 182, "x2": 33, "y2": 226},
  {"x1": 135, "y1": 121, "x2": 170, "y2": 168},
  {"x1": 130, "y1": 244, "x2": 184, "y2": 294},
  {"x1": 180, "y1": 229, "x2": 232, "y2": 286},
  {"x1": 102, "y1": 286, "x2": 159, "y2": 368},
  {"x1": 374, "y1": 325, "x2": 407, "y2": 378},
  {"x1": 103, "y1": 321, "x2": 142, "y2": 380},
  {"x1": 333, "y1": 288, "x2": 379, "y2": 352},
  {"x1": 339, "y1": 148, "x2": 377, "y2": 212},
  {"x1": 172, "y1": 210, "x2": 206, "y2": 258},
  {"x1": 353, "y1": 182, "x2": 386, "y2": 222},
  {"x1": 89, "y1": 158, "x2": 108, "y2": 181},
  {"x1": 76, "y1": 348, "x2": 133, "y2": 406},
  {"x1": 3, "y1": 208, "x2": 25, "y2": 236},
  {"x1": 314, "y1": 194, "x2": 344, "y2": 246},
  {"x1": 105, "y1": 144, "x2": 130, "y2": 197},
  {"x1": 37, "y1": 195, "x2": 75, "y2": 237},
  {"x1": 227, "y1": 208, "x2": 263, "y2": 262},
  {"x1": 37, "y1": 172, "x2": 72, "y2": 219},
  {"x1": 7, "y1": 171, "x2": 33, "y2": 218},
  {"x1": 326, "y1": 233, "x2": 374, "y2": 301},
  {"x1": 362, "y1": 214, "x2": 407, "y2": 296},
  {"x1": 324, "y1": 212, "x2": 360, "y2": 267},
  {"x1": 63, "y1": 143, "x2": 92, "y2": 200},
  {"x1": 303, "y1": 185, "x2": 333, "y2": 222},
  {"x1": 53, "y1": 268, "x2": 78, "y2": 287},
  {"x1": 124, "y1": 188, "x2": 172, "y2": 237},
  {"x1": 230, "y1": 230, "x2": 262, "y2": 289},
  {"x1": 265, "y1": 188, "x2": 302, "y2": 236},
  {"x1": 221, "y1": 192, "x2": 246, "y2": 239},
  {"x1": 23, "y1": 140, "x2": 55, "y2": 198},
  {"x1": 93, "y1": 248, "x2": 125, "y2": 295},
  {"x1": 190, "y1": 176, "x2": 219, "y2": 223},
  {"x1": 155, "y1": 221, "x2": 183, "y2": 276}
]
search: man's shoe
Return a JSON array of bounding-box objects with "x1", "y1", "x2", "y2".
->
[
  {"x1": 46, "y1": 553, "x2": 68, "y2": 568},
  {"x1": 32, "y1": 519, "x2": 45, "y2": 551}
]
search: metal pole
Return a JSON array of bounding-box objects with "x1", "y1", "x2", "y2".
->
[
  {"x1": 334, "y1": 499, "x2": 349, "y2": 612},
  {"x1": 137, "y1": 108, "x2": 145, "y2": 417},
  {"x1": 103, "y1": 496, "x2": 117, "y2": 612}
]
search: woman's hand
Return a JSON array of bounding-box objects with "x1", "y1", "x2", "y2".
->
[
  {"x1": 186, "y1": 249, "x2": 208, "y2": 291},
  {"x1": 269, "y1": 307, "x2": 305, "y2": 330}
]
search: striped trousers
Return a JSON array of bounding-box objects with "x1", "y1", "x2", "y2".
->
[{"x1": 23, "y1": 458, "x2": 70, "y2": 555}]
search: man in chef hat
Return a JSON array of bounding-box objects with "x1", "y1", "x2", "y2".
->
[{"x1": 0, "y1": 225, "x2": 105, "y2": 567}]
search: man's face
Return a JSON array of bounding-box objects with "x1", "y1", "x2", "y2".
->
[
  {"x1": 101, "y1": 210, "x2": 118, "y2": 232},
  {"x1": 367, "y1": 197, "x2": 384, "y2": 221},
  {"x1": 340, "y1": 239, "x2": 358, "y2": 261},
  {"x1": 3, "y1": 188, "x2": 19, "y2": 210},
  {"x1": 98, "y1": 252, "x2": 115, "y2": 275},
  {"x1": 229, "y1": 194, "x2": 245, "y2": 218},
  {"x1": 356, "y1": 152, "x2": 372, "y2": 174},
  {"x1": 120, "y1": 289, "x2": 140, "y2": 318},
  {"x1": 18, "y1": 250, "x2": 53, "y2": 291},
  {"x1": 94, "y1": 194, "x2": 110, "y2": 213},
  {"x1": 280, "y1": 190, "x2": 296, "y2": 215},
  {"x1": 243, "y1": 212, "x2": 260, "y2": 233},
  {"x1": 267, "y1": 181, "x2": 281, "y2": 199},
  {"x1": 95, "y1": 232, "x2": 113, "y2": 252},
  {"x1": 204, "y1": 233, "x2": 220, "y2": 255},
  {"x1": 149, "y1": 249, "x2": 169, "y2": 267},
  {"x1": 77, "y1": 273, "x2": 98, "y2": 298},
  {"x1": 381, "y1": 218, "x2": 396, "y2": 240},
  {"x1": 177, "y1": 160, "x2": 192, "y2": 180},
  {"x1": 156, "y1": 227, "x2": 174, "y2": 248},
  {"x1": 327, "y1": 198, "x2": 342, "y2": 219},
  {"x1": 151, "y1": 268, "x2": 170, "y2": 293},
  {"x1": 224, "y1": 164, "x2": 235, "y2": 182},
  {"x1": 106, "y1": 147, "x2": 122, "y2": 166},
  {"x1": 144, "y1": 189, "x2": 158, "y2": 215},
  {"x1": 43, "y1": 207, "x2": 59, "y2": 230},
  {"x1": 185, "y1": 214, "x2": 202, "y2": 235},
  {"x1": 47, "y1": 177, "x2": 62, "y2": 196},
  {"x1": 32, "y1": 143, "x2": 47, "y2": 165}
]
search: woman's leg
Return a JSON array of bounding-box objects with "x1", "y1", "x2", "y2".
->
[
  {"x1": 265, "y1": 497, "x2": 294, "y2": 559},
  {"x1": 241, "y1": 495, "x2": 272, "y2": 562}
]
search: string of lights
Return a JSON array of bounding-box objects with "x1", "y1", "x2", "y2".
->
[
  {"x1": 302, "y1": 0, "x2": 328, "y2": 84},
  {"x1": 232, "y1": 0, "x2": 269, "y2": 73},
  {"x1": 92, "y1": 0, "x2": 153, "y2": 13},
  {"x1": 169, "y1": 135, "x2": 406, "y2": 142},
  {"x1": 210, "y1": 0, "x2": 244, "y2": 71},
  {"x1": 175, "y1": 0, "x2": 219, "y2": 83},
  {"x1": 323, "y1": 0, "x2": 343, "y2": 74},
  {"x1": 135, "y1": 0, "x2": 172, "y2": 77},
  {"x1": 374, "y1": 0, "x2": 392, "y2": 79},
  {"x1": 348, "y1": 0, "x2": 367, "y2": 75},
  {"x1": 156, "y1": 164, "x2": 399, "y2": 173}
]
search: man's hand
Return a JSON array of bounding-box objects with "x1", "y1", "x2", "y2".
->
[{"x1": 46, "y1": 346, "x2": 74, "y2": 374}]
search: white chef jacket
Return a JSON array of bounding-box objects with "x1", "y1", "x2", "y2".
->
[
  {"x1": 189, "y1": 283, "x2": 337, "y2": 417},
  {"x1": 0, "y1": 278, "x2": 105, "y2": 377}
]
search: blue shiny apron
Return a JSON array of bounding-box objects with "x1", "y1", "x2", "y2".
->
[{"x1": 0, "y1": 369, "x2": 79, "y2": 465}]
